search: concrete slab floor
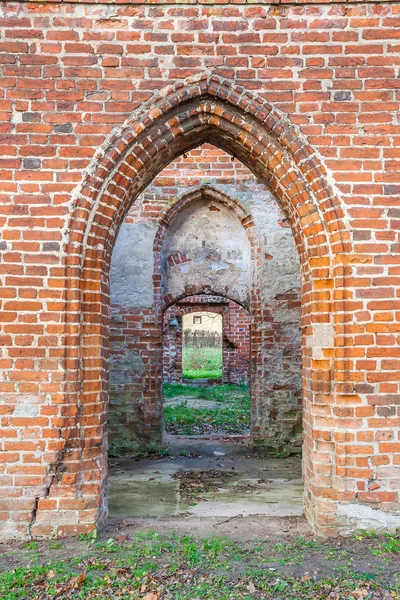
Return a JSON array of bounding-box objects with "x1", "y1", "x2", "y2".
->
[{"x1": 108, "y1": 437, "x2": 304, "y2": 531}]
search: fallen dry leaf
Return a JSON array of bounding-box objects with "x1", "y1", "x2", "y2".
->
[
  {"x1": 351, "y1": 589, "x2": 368, "y2": 599},
  {"x1": 71, "y1": 573, "x2": 86, "y2": 589},
  {"x1": 142, "y1": 593, "x2": 160, "y2": 600}
]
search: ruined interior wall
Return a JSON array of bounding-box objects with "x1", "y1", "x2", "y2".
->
[
  {"x1": 162, "y1": 198, "x2": 251, "y2": 308},
  {"x1": 256, "y1": 290, "x2": 303, "y2": 453},
  {"x1": 162, "y1": 296, "x2": 250, "y2": 385},
  {"x1": 227, "y1": 300, "x2": 251, "y2": 385},
  {"x1": 108, "y1": 306, "x2": 161, "y2": 457},
  {"x1": 109, "y1": 145, "x2": 301, "y2": 455}
]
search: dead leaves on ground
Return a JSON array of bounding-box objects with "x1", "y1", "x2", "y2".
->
[
  {"x1": 16, "y1": 567, "x2": 400, "y2": 600},
  {"x1": 173, "y1": 469, "x2": 234, "y2": 502}
]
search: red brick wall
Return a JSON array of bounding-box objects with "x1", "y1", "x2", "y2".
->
[
  {"x1": 1, "y1": 1, "x2": 400, "y2": 538},
  {"x1": 226, "y1": 300, "x2": 251, "y2": 385}
]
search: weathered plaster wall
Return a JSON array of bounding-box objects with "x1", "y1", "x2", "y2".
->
[
  {"x1": 110, "y1": 222, "x2": 156, "y2": 310},
  {"x1": 109, "y1": 145, "x2": 302, "y2": 455},
  {"x1": 162, "y1": 198, "x2": 251, "y2": 308}
]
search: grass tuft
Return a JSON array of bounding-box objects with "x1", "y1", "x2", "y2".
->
[{"x1": 163, "y1": 383, "x2": 250, "y2": 435}]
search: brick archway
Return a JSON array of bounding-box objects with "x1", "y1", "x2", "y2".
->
[
  {"x1": 153, "y1": 185, "x2": 261, "y2": 312},
  {"x1": 57, "y1": 73, "x2": 350, "y2": 537},
  {"x1": 154, "y1": 186, "x2": 262, "y2": 440},
  {"x1": 162, "y1": 296, "x2": 250, "y2": 386}
]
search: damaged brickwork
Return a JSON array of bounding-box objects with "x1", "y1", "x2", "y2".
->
[{"x1": 1, "y1": 1, "x2": 400, "y2": 538}]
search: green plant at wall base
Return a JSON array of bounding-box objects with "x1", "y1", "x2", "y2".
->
[{"x1": 381, "y1": 534, "x2": 400, "y2": 553}]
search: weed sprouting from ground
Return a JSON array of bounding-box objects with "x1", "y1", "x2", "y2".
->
[{"x1": 182, "y1": 346, "x2": 223, "y2": 379}]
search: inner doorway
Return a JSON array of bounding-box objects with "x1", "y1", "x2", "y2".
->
[
  {"x1": 182, "y1": 311, "x2": 223, "y2": 382},
  {"x1": 162, "y1": 296, "x2": 252, "y2": 439}
]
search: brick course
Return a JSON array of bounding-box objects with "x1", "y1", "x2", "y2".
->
[{"x1": 1, "y1": 0, "x2": 400, "y2": 538}]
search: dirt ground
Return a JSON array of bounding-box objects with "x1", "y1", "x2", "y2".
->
[{"x1": 0, "y1": 438, "x2": 399, "y2": 598}]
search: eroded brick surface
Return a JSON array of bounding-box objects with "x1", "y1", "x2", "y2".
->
[{"x1": 0, "y1": 1, "x2": 399, "y2": 538}]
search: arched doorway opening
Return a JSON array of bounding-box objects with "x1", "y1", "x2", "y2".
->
[
  {"x1": 107, "y1": 173, "x2": 303, "y2": 523},
  {"x1": 162, "y1": 296, "x2": 252, "y2": 440},
  {"x1": 163, "y1": 298, "x2": 251, "y2": 387},
  {"x1": 181, "y1": 310, "x2": 225, "y2": 383},
  {"x1": 41, "y1": 74, "x2": 349, "y2": 537}
]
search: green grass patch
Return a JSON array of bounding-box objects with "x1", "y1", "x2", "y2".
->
[
  {"x1": 1, "y1": 531, "x2": 399, "y2": 599},
  {"x1": 163, "y1": 383, "x2": 250, "y2": 435},
  {"x1": 163, "y1": 383, "x2": 248, "y2": 403},
  {"x1": 182, "y1": 346, "x2": 222, "y2": 379},
  {"x1": 164, "y1": 403, "x2": 250, "y2": 435}
]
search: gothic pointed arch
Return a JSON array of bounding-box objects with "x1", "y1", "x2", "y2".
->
[{"x1": 57, "y1": 72, "x2": 351, "y2": 536}]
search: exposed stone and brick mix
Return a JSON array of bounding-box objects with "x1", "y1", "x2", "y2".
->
[
  {"x1": 162, "y1": 295, "x2": 251, "y2": 385},
  {"x1": 1, "y1": 0, "x2": 400, "y2": 539},
  {"x1": 108, "y1": 154, "x2": 301, "y2": 457},
  {"x1": 222, "y1": 299, "x2": 252, "y2": 386}
]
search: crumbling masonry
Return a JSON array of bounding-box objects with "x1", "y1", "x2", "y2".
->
[
  {"x1": 109, "y1": 162, "x2": 302, "y2": 456},
  {"x1": 1, "y1": 1, "x2": 400, "y2": 538}
]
